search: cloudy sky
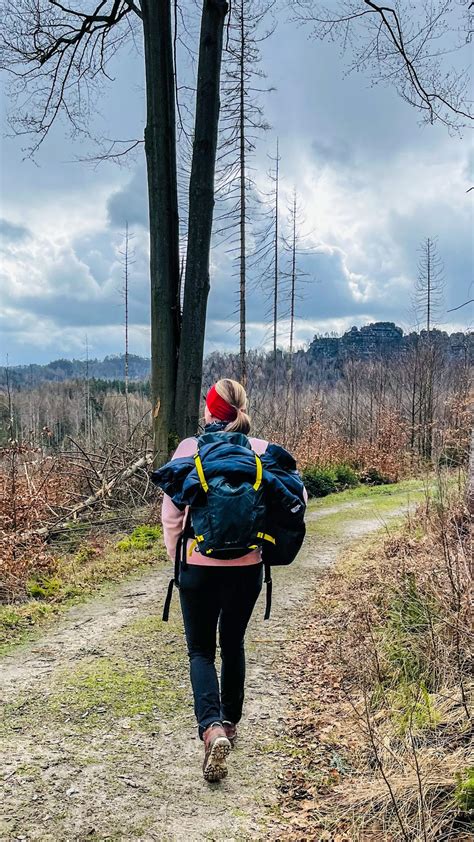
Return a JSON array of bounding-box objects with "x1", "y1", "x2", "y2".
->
[{"x1": 1, "y1": 2, "x2": 472, "y2": 366}]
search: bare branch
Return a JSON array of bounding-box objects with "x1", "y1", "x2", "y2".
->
[
  {"x1": 0, "y1": 0, "x2": 138, "y2": 154},
  {"x1": 294, "y1": 0, "x2": 473, "y2": 131},
  {"x1": 447, "y1": 298, "x2": 474, "y2": 311}
]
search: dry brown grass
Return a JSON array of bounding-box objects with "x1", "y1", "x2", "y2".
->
[{"x1": 275, "y1": 480, "x2": 472, "y2": 841}]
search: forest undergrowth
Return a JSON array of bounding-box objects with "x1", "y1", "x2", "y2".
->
[{"x1": 274, "y1": 476, "x2": 473, "y2": 841}]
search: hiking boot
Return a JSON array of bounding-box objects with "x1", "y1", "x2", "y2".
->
[
  {"x1": 202, "y1": 722, "x2": 231, "y2": 782},
  {"x1": 222, "y1": 720, "x2": 237, "y2": 747}
]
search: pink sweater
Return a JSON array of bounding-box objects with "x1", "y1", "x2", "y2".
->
[{"x1": 161, "y1": 435, "x2": 269, "y2": 566}]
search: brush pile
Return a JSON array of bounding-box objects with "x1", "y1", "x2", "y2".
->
[{"x1": 0, "y1": 440, "x2": 154, "y2": 602}]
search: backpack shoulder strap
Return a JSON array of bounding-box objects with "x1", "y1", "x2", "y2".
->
[
  {"x1": 162, "y1": 511, "x2": 193, "y2": 622},
  {"x1": 263, "y1": 562, "x2": 272, "y2": 621}
]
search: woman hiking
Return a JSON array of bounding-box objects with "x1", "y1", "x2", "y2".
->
[{"x1": 157, "y1": 378, "x2": 306, "y2": 782}]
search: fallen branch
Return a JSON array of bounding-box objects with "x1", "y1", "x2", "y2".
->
[{"x1": 18, "y1": 452, "x2": 153, "y2": 540}]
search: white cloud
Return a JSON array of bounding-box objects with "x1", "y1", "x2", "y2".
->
[{"x1": 1, "y1": 10, "x2": 472, "y2": 364}]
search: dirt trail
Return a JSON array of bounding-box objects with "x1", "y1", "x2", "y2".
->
[{"x1": 1, "y1": 491, "x2": 415, "y2": 842}]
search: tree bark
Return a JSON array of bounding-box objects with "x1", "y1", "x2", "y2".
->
[
  {"x1": 175, "y1": 0, "x2": 229, "y2": 438},
  {"x1": 142, "y1": 0, "x2": 180, "y2": 467},
  {"x1": 239, "y1": 5, "x2": 247, "y2": 387}
]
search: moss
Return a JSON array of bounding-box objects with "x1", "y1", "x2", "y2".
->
[
  {"x1": 3, "y1": 653, "x2": 188, "y2": 736},
  {"x1": 116, "y1": 525, "x2": 162, "y2": 552},
  {"x1": 121, "y1": 612, "x2": 183, "y2": 640},
  {"x1": 26, "y1": 574, "x2": 63, "y2": 599},
  {"x1": 257, "y1": 737, "x2": 289, "y2": 755},
  {"x1": 0, "y1": 601, "x2": 59, "y2": 654},
  {"x1": 74, "y1": 543, "x2": 99, "y2": 564},
  {"x1": 50, "y1": 657, "x2": 159, "y2": 718}
]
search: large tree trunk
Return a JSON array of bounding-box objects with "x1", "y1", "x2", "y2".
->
[
  {"x1": 239, "y1": 6, "x2": 247, "y2": 387},
  {"x1": 175, "y1": 0, "x2": 229, "y2": 438},
  {"x1": 142, "y1": 1, "x2": 180, "y2": 467}
]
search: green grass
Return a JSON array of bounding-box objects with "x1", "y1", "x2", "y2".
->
[
  {"x1": 307, "y1": 483, "x2": 428, "y2": 541},
  {"x1": 454, "y1": 767, "x2": 474, "y2": 811},
  {"x1": 116, "y1": 524, "x2": 162, "y2": 552},
  {"x1": 308, "y1": 477, "x2": 431, "y2": 509},
  {"x1": 0, "y1": 527, "x2": 168, "y2": 653},
  {"x1": 2, "y1": 602, "x2": 189, "y2": 738}
]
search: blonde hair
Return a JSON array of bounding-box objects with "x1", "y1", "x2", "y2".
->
[{"x1": 214, "y1": 378, "x2": 251, "y2": 434}]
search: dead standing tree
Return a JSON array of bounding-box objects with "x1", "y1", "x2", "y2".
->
[
  {"x1": 251, "y1": 139, "x2": 282, "y2": 395},
  {"x1": 413, "y1": 237, "x2": 446, "y2": 460},
  {"x1": 118, "y1": 222, "x2": 135, "y2": 439},
  {"x1": 281, "y1": 190, "x2": 318, "y2": 437},
  {"x1": 216, "y1": 0, "x2": 274, "y2": 386},
  {"x1": 414, "y1": 237, "x2": 446, "y2": 335},
  {"x1": 1, "y1": 0, "x2": 229, "y2": 467}
]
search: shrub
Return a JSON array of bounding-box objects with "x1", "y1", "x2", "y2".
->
[
  {"x1": 302, "y1": 463, "x2": 360, "y2": 497},
  {"x1": 334, "y1": 464, "x2": 359, "y2": 488},
  {"x1": 301, "y1": 466, "x2": 338, "y2": 498}
]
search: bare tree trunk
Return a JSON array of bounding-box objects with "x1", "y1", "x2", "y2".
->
[
  {"x1": 426, "y1": 237, "x2": 432, "y2": 334},
  {"x1": 239, "y1": 6, "x2": 247, "y2": 387},
  {"x1": 84, "y1": 337, "x2": 92, "y2": 444},
  {"x1": 142, "y1": 0, "x2": 180, "y2": 467},
  {"x1": 123, "y1": 221, "x2": 131, "y2": 439},
  {"x1": 289, "y1": 192, "x2": 297, "y2": 357},
  {"x1": 272, "y1": 139, "x2": 280, "y2": 396},
  {"x1": 175, "y1": 0, "x2": 229, "y2": 438}
]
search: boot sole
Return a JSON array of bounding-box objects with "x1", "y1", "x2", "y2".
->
[{"x1": 203, "y1": 736, "x2": 231, "y2": 782}]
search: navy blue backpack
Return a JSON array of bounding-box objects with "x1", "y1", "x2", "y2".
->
[{"x1": 152, "y1": 432, "x2": 306, "y2": 621}]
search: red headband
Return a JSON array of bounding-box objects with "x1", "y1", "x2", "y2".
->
[{"x1": 206, "y1": 385, "x2": 238, "y2": 422}]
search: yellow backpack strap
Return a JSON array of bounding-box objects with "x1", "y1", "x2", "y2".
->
[
  {"x1": 253, "y1": 454, "x2": 263, "y2": 491},
  {"x1": 194, "y1": 452, "x2": 209, "y2": 492},
  {"x1": 257, "y1": 531, "x2": 276, "y2": 545}
]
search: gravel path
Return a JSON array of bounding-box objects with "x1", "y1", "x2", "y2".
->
[{"x1": 1, "y1": 491, "x2": 415, "y2": 842}]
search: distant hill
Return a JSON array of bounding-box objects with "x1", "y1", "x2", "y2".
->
[
  {"x1": 2, "y1": 323, "x2": 472, "y2": 389},
  {"x1": 1, "y1": 354, "x2": 151, "y2": 388}
]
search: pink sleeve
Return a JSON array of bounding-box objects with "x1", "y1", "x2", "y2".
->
[
  {"x1": 161, "y1": 437, "x2": 197, "y2": 561},
  {"x1": 162, "y1": 494, "x2": 186, "y2": 560}
]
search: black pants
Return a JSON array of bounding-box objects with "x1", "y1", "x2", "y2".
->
[{"x1": 179, "y1": 562, "x2": 263, "y2": 738}]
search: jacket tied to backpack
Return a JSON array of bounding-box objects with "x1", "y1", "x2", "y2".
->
[{"x1": 152, "y1": 432, "x2": 306, "y2": 620}]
